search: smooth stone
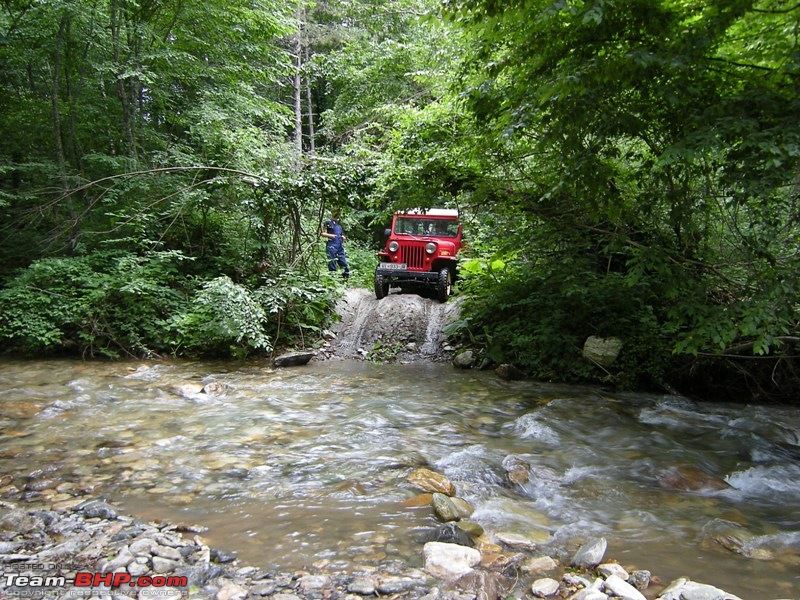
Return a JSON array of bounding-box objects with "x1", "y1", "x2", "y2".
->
[
  {"x1": 531, "y1": 577, "x2": 560, "y2": 597},
  {"x1": 571, "y1": 537, "x2": 607, "y2": 568},
  {"x1": 432, "y1": 492, "x2": 461, "y2": 522},
  {"x1": 423, "y1": 541, "x2": 481, "y2": 580},
  {"x1": 272, "y1": 351, "x2": 315, "y2": 367},
  {"x1": 603, "y1": 574, "x2": 646, "y2": 600},
  {"x1": 407, "y1": 468, "x2": 456, "y2": 496}
]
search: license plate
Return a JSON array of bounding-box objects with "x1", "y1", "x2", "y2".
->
[{"x1": 381, "y1": 263, "x2": 406, "y2": 270}]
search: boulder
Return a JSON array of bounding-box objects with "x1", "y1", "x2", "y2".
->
[
  {"x1": 407, "y1": 467, "x2": 456, "y2": 496},
  {"x1": 582, "y1": 336, "x2": 623, "y2": 367},
  {"x1": 431, "y1": 492, "x2": 461, "y2": 522},
  {"x1": 531, "y1": 577, "x2": 560, "y2": 597},
  {"x1": 272, "y1": 351, "x2": 315, "y2": 368},
  {"x1": 423, "y1": 541, "x2": 481, "y2": 580},
  {"x1": 603, "y1": 574, "x2": 646, "y2": 600},
  {"x1": 658, "y1": 466, "x2": 730, "y2": 492},
  {"x1": 453, "y1": 350, "x2": 476, "y2": 369},
  {"x1": 430, "y1": 522, "x2": 475, "y2": 547},
  {"x1": 502, "y1": 454, "x2": 531, "y2": 485},
  {"x1": 495, "y1": 363, "x2": 524, "y2": 380},
  {"x1": 571, "y1": 537, "x2": 607, "y2": 569}
]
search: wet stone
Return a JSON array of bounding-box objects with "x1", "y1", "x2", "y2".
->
[
  {"x1": 430, "y1": 522, "x2": 474, "y2": 547},
  {"x1": 347, "y1": 577, "x2": 376, "y2": 595},
  {"x1": 431, "y1": 492, "x2": 460, "y2": 522},
  {"x1": 249, "y1": 581, "x2": 277, "y2": 596},
  {"x1": 77, "y1": 499, "x2": 118, "y2": 520},
  {"x1": 211, "y1": 548, "x2": 238, "y2": 563},
  {"x1": 571, "y1": 537, "x2": 607, "y2": 569},
  {"x1": 151, "y1": 556, "x2": 179, "y2": 573},
  {"x1": 407, "y1": 468, "x2": 456, "y2": 496},
  {"x1": 531, "y1": 577, "x2": 560, "y2": 597}
]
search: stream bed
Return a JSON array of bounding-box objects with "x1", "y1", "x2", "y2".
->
[{"x1": 1, "y1": 358, "x2": 799, "y2": 598}]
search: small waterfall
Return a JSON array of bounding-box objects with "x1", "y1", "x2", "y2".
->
[
  {"x1": 330, "y1": 288, "x2": 458, "y2": 360},
  {"x1": 334, "y1": 290, "x2": 377, "y2": 357},
  {"x1": 421, "y1": 301, "x2": 448, "y2": 355}
]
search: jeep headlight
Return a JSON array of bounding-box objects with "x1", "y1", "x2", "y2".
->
[
  {"x1": 388, "y1": 241, "x2": 399, "y2": 253},
  {"x1": 425, "y1": 242, "x2": 437, "y2": 255}
]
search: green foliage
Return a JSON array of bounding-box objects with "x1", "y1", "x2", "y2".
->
[
  {"x1": 169, "y1": 276, "x2": 272, "y2": 357},
  {"x1": 0, "y1": 250, "x2": 339, "y2": 359},
  {"x1": 457, "y1": 253, "x2": 670, "y2": 388},
  {"x1": 0, "y1": 251, "x2": 189, "y2": 357},
  {"x1": 366, "y1": 341, "x2": 405, "y2": 362}
]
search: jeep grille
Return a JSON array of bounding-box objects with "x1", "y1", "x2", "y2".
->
[{"x1": 401, "y1": 243, "x2": 426, "y2": 269}]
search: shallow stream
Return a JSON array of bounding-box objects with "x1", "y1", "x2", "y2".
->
[{"x1": 1, "y1": 358, "x2": 799, "y2": 598}]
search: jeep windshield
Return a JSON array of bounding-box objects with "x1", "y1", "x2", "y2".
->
[{"x1": 393, "y1": 218, "x2": 459, "y2": 238}]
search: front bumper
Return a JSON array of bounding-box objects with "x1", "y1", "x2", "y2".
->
[{"x1": 375, "y1": 266, "x2": 439, "y2": 284}]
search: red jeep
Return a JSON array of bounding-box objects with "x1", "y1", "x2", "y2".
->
[{"x1": 374, "y1": 209, "x2": 463, "y2": 302}]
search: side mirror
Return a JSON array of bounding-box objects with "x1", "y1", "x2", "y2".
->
[{"x1": 384, "y1": 228, "x2": 391, "y2": 237}]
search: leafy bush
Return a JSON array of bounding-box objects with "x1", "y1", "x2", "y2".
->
[
  {"x1": 0, "y1": 251, "x2": 338, "y2": 359},
  {"x1": 0, "y1": 251, "x2": 190, "y2": 357},
  {"x1": 169, "y1": 275, "x2": 271, "y2": 357},
  {"x1": 457, "y1": 255, "x2": 671, "y2": 388}
]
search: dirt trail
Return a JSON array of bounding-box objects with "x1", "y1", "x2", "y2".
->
[{"x1": 328, "y1": 288, "x2": 462, "y2": 361}]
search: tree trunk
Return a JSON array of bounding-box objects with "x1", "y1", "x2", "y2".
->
[
  {"x1": 111, "y1": 0, "x2": 137, "y2": 157},
  {"x1": 51, "y1": 14, "x2": 80, "y2": 252},
  {"x1": 304, "y1": 42, "x2": 315, "y2": 156},
  {"x1": 293, "y1": 28, "x2": 303, "y2": 155}
]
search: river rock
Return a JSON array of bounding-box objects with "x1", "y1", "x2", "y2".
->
[
  {"x1": 571, "y1": 537, "x2": 607, "y2": 568},
  {"x1": 407, "y1": 468, "x2": 456, "y2": 496},
  {"x1": 495, "y1": 532, "x2": 540, "y2": 550},
  {"x1": 430, "y1": 522, "x2": 475, "y2": 547},
  {"x1": 216, "y1": 582, "x2": 248, "y2": 600},
  {"x1": 698, "y1": 519, "x2": 752, "y2": 554},
  {"x1": 658, "y1": 465, "x2": 730, "y2": 491},
  {"x1": 629, "y1": 570, "x2": 651, "y2": 590},
  {"x1": 656, "y1": 577, "x2": 743, "y2": 600},
  {"x1": 100, "y1": 545, "x2": 135, "y2": 572},
  {"x1": 495, "y1": 363, "x2": 524, "y2": 380},
  {"x1": 597, "y1": 563, "x2": 629, "y2": 580},
  {"x1": 5, "y1": 400, "x2": 43, "y2": 419},
  {"x1": 201, "y1": 381, "x2": 230, "y2": 396},
  {"x1": 455, "y1": 521, "x2": 484, "y2": 537},
  {"x1": 453, "y1": 350, "x2": 475, "y2": 369},
  {"x1": 347, "y1": 577, "x2": 376, "y2": 595},
  {"x1": 450, "y1": 570, "x2": 508, "y2": 600},
  {"x1": 450, "y1": 496, "x2": 474, "y2": 518},
  {"x1": 502, "y1": 454, "x2": 531, "y2": 485},
  {"x1": 582, "y1": 336, "x2": 623, "y2": 367},
  {"x1": 423, "y1": 541, "x2": 481, "y2": 580},
  {"x1": 77, "y1": 499, "x2": 118, "y2": 520},
  {"x1": 297, "y1": 574, "x2": 331, "y2": 596},
  {"x1": 431, "y1": 492, "x2": 461, "y2": 522},
  {"x1": 402, "y1": 493, "x2": 434, "y2": 508},
  {"x1": 272, "y1": 351, "x2": 316, "y2": 367},
  {"x1": 531, "y1": 577, "x2": 560, "y2": 597},
  {"x1": 573, "y1": 590, "x2": 609, "y2": 600},
  {"x1": 603, "y1": 574, "x2": 646, "y2": 600},
  {"x1": 522, "y1": 555, "x2": 558, "y2": 574}
]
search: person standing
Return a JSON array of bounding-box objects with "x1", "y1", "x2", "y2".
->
[{"x1": 320, "y1": 209, "x2": 350, "y2": 278}]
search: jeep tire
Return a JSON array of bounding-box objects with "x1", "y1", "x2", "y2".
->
[
  {"x1": 436, "y1": 267, "x2": 451, "y2": 303},
  {"x1": 374, "y1": 270, "x2": 389, "y2": 300}
]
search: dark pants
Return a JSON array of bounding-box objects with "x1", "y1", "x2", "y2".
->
[{"x1": 326, "y1": 242, "x2": 349, "y2": 275}]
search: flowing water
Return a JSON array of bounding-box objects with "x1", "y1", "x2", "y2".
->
[{"x1": 1, "y1": 358, "x2": 799, "y2": 598}]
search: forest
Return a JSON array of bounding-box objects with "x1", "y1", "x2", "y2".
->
[{"x1": 0, "y1": 0, "x2": 798, "y2": 403}]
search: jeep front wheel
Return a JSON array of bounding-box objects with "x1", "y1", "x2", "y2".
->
[
  {"x1": 374, "y1": 270, "x2": 389, "y2": 300},
  {"x1": 436, "y1": 267, "x2": 451, "y2": 303}
]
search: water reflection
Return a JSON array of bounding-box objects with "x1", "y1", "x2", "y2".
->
[{"x1": 1, "y1": 358, "x2": 798, "y2": 597}]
